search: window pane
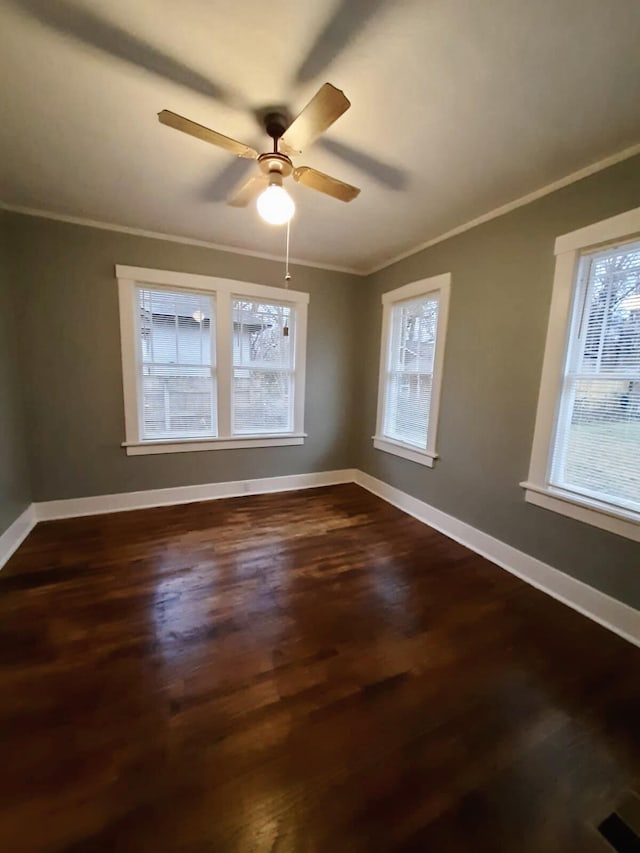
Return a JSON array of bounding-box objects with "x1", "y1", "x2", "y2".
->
[
  {"x1": 389, "y1": 295, "x2": 438, "y2": 373},
  {"x1": 384, "y1": 372, "x2": 433, "y2": 448},
  {"x1": 383, "y1": 294, "x2": 440, "y2": 448},
  {"x1": 231, "y1": 298, "x2": 295, "y2": 435},
  {"x1": 550, "y1": 241, "x2": 640, "y2": 511},
  {"x1": 138, "y1": 288, "x2": 217, "y2": 439},
  {"x1": 232, "y1": 369, "x2": 293, "y2": 434},
  {"x1": 578, "y1": 248, "x2": 640, "y2": 374},
  {"x1": 232, "y1": 300, "x2": 293, "y2": 368},
  {"x1": 555, "y1": 379, "x2": 640, "y2": 508}
]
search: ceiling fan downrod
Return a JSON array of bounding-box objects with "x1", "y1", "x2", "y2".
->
[{"x1": 264, "y1": 111, "x2": 289, "y2": 154}]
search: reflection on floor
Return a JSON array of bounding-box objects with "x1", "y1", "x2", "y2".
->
[{"x1": 1, "y1": 484, "x2": 638, "y2": 851}]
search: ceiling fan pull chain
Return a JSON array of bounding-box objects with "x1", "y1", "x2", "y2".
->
[
  {"x1": 285, "y1": 218, "x2": 292, "y2": 285},
  {"x1": 283, "y1": 219, "x2": 291, "y2": 336}
]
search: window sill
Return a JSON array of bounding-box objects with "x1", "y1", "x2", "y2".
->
[
  {"x1": 520, "y1": 481, "x2": 640, "y2": 543},
  {"x1": 373, "y1": 436, "x2": 437, "y2": 468},
  {"x1": 123, "y1": 434, "x2": 306, "y2": 456}
]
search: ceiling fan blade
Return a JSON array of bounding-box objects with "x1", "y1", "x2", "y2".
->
[
  {"x1": 279, "y1": 84, "x2": 350, "y2": 155},
  {"x1": 158, "y1": 111, "x2": 258, "y2": 160},
  {"x1": 293, "y1": 167, "x2": 360, "y2": 202},
  {"x1": 227, "y1": 175, "x2": 268, "y2": 207}
]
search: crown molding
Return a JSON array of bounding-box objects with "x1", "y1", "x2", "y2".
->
[
  {"x1": 3, "y1": 141, "x2": 639, "y2": 279},
  {"x1": 0, "y1": 202, "x2": 365, "y2": 277},
  {"x1": 363, "y1": 142, "x2": 640, "y2": 276}
]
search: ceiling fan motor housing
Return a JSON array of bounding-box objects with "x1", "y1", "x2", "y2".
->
[
  {"x1": 258, "y1": 152, "x2": 293, "y2": 182},
  {"x1": 264, "y1": 112, "x2": 289, "y2": 142}
]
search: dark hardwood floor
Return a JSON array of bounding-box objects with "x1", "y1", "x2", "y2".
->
[{"x1": 0, "y1": 484, "x2": 638, "y2": 852}]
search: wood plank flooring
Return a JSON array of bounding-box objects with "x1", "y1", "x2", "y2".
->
[{"x1": 0, "y1": 484, "x2": 638, "y2": 852}]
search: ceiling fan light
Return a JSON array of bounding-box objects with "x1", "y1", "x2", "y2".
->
[{"x1": 257, "y1": 185, "x2": 295, "y2": 225}]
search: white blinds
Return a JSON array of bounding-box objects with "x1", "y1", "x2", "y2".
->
[
  {"x1": 231, "y1": 298, "x2": 295, "y2": 435},
  {"x1": 137, "y1": 287, "x2": 217, "y2": 439},
  {"x1": 550, "y1": 239, "x2": 640, "y2": 512},
  {"x1": 382, "y1": 293, "x2": 440, "y2": 449}
]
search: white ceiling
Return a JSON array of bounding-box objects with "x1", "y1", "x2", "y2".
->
[{"x1": 1, "y1": 0, "x2": 639, "y2": 273}]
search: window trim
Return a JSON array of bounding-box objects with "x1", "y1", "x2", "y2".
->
[
  {"x1": 522, "y1": 206, "x2": 640, "y2": 542},
  {"x1": 373, "y1": 274, "x2": 451, "y2": 468},
  {"x1": 116, "y1": 265, "x2": 309, "y2": 455}
]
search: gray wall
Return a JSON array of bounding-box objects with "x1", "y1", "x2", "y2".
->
[
  {"x1": 356, "y1": 154, "x2": 640, "y2": 608},
  {"x1": 7, "y1": 214, "x2": 361, "y2": 501},
  {"x1": 0, "y1": 213, "x2": 31, "y2": 535},
  {"x1": 4, "y1": 157, "x2": 639, "y2": 608}
]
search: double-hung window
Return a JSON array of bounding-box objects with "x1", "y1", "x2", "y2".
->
[
  {"x1": 373, "y1": 274, "x2": 450, "y2": 467},
  {"x1": 524, "y1": 207, "x2": 640, "y2": 541},
  {"x1": 117, "y1": 266, "x2": 308, "y2": 455}
]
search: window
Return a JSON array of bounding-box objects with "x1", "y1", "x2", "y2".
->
[
  {"x1": 373, "y1": 274, "x2": 450, "y2": 467},
  {"x1": 523, "y1": 207, "x2": 640, "y2": 542},
  {"x1": 117, "y1": 266, "x2": 308, "y2": 455}
]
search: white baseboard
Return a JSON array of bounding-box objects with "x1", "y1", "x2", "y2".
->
[
  {"x1": 6, "y1": 467, "x2": 638, "y2": 649},
  {"x1": 34, "y1": 469, "x2": 358, "y2": 521},
  {"x1": 355, "y1": 470, "x2": 640, "y2": 649},
  {"x1": 0, "y1": 505, "x2": 37, "y2": 570}
]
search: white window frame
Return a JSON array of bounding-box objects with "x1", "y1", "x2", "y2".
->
[
  {"x1": 522, "y1": 206, "x2": 640, "y2": 542},
  {"x1": 116, "y1": 265, "x2": 309, "y2": 455},
  {"x1": 373, "y1": 274, "x2": 451, "y2": 467}
]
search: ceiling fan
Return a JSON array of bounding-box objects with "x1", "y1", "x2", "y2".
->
[{"x1": 158, "y1": 83, "x2": 360, "y2": 225}]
